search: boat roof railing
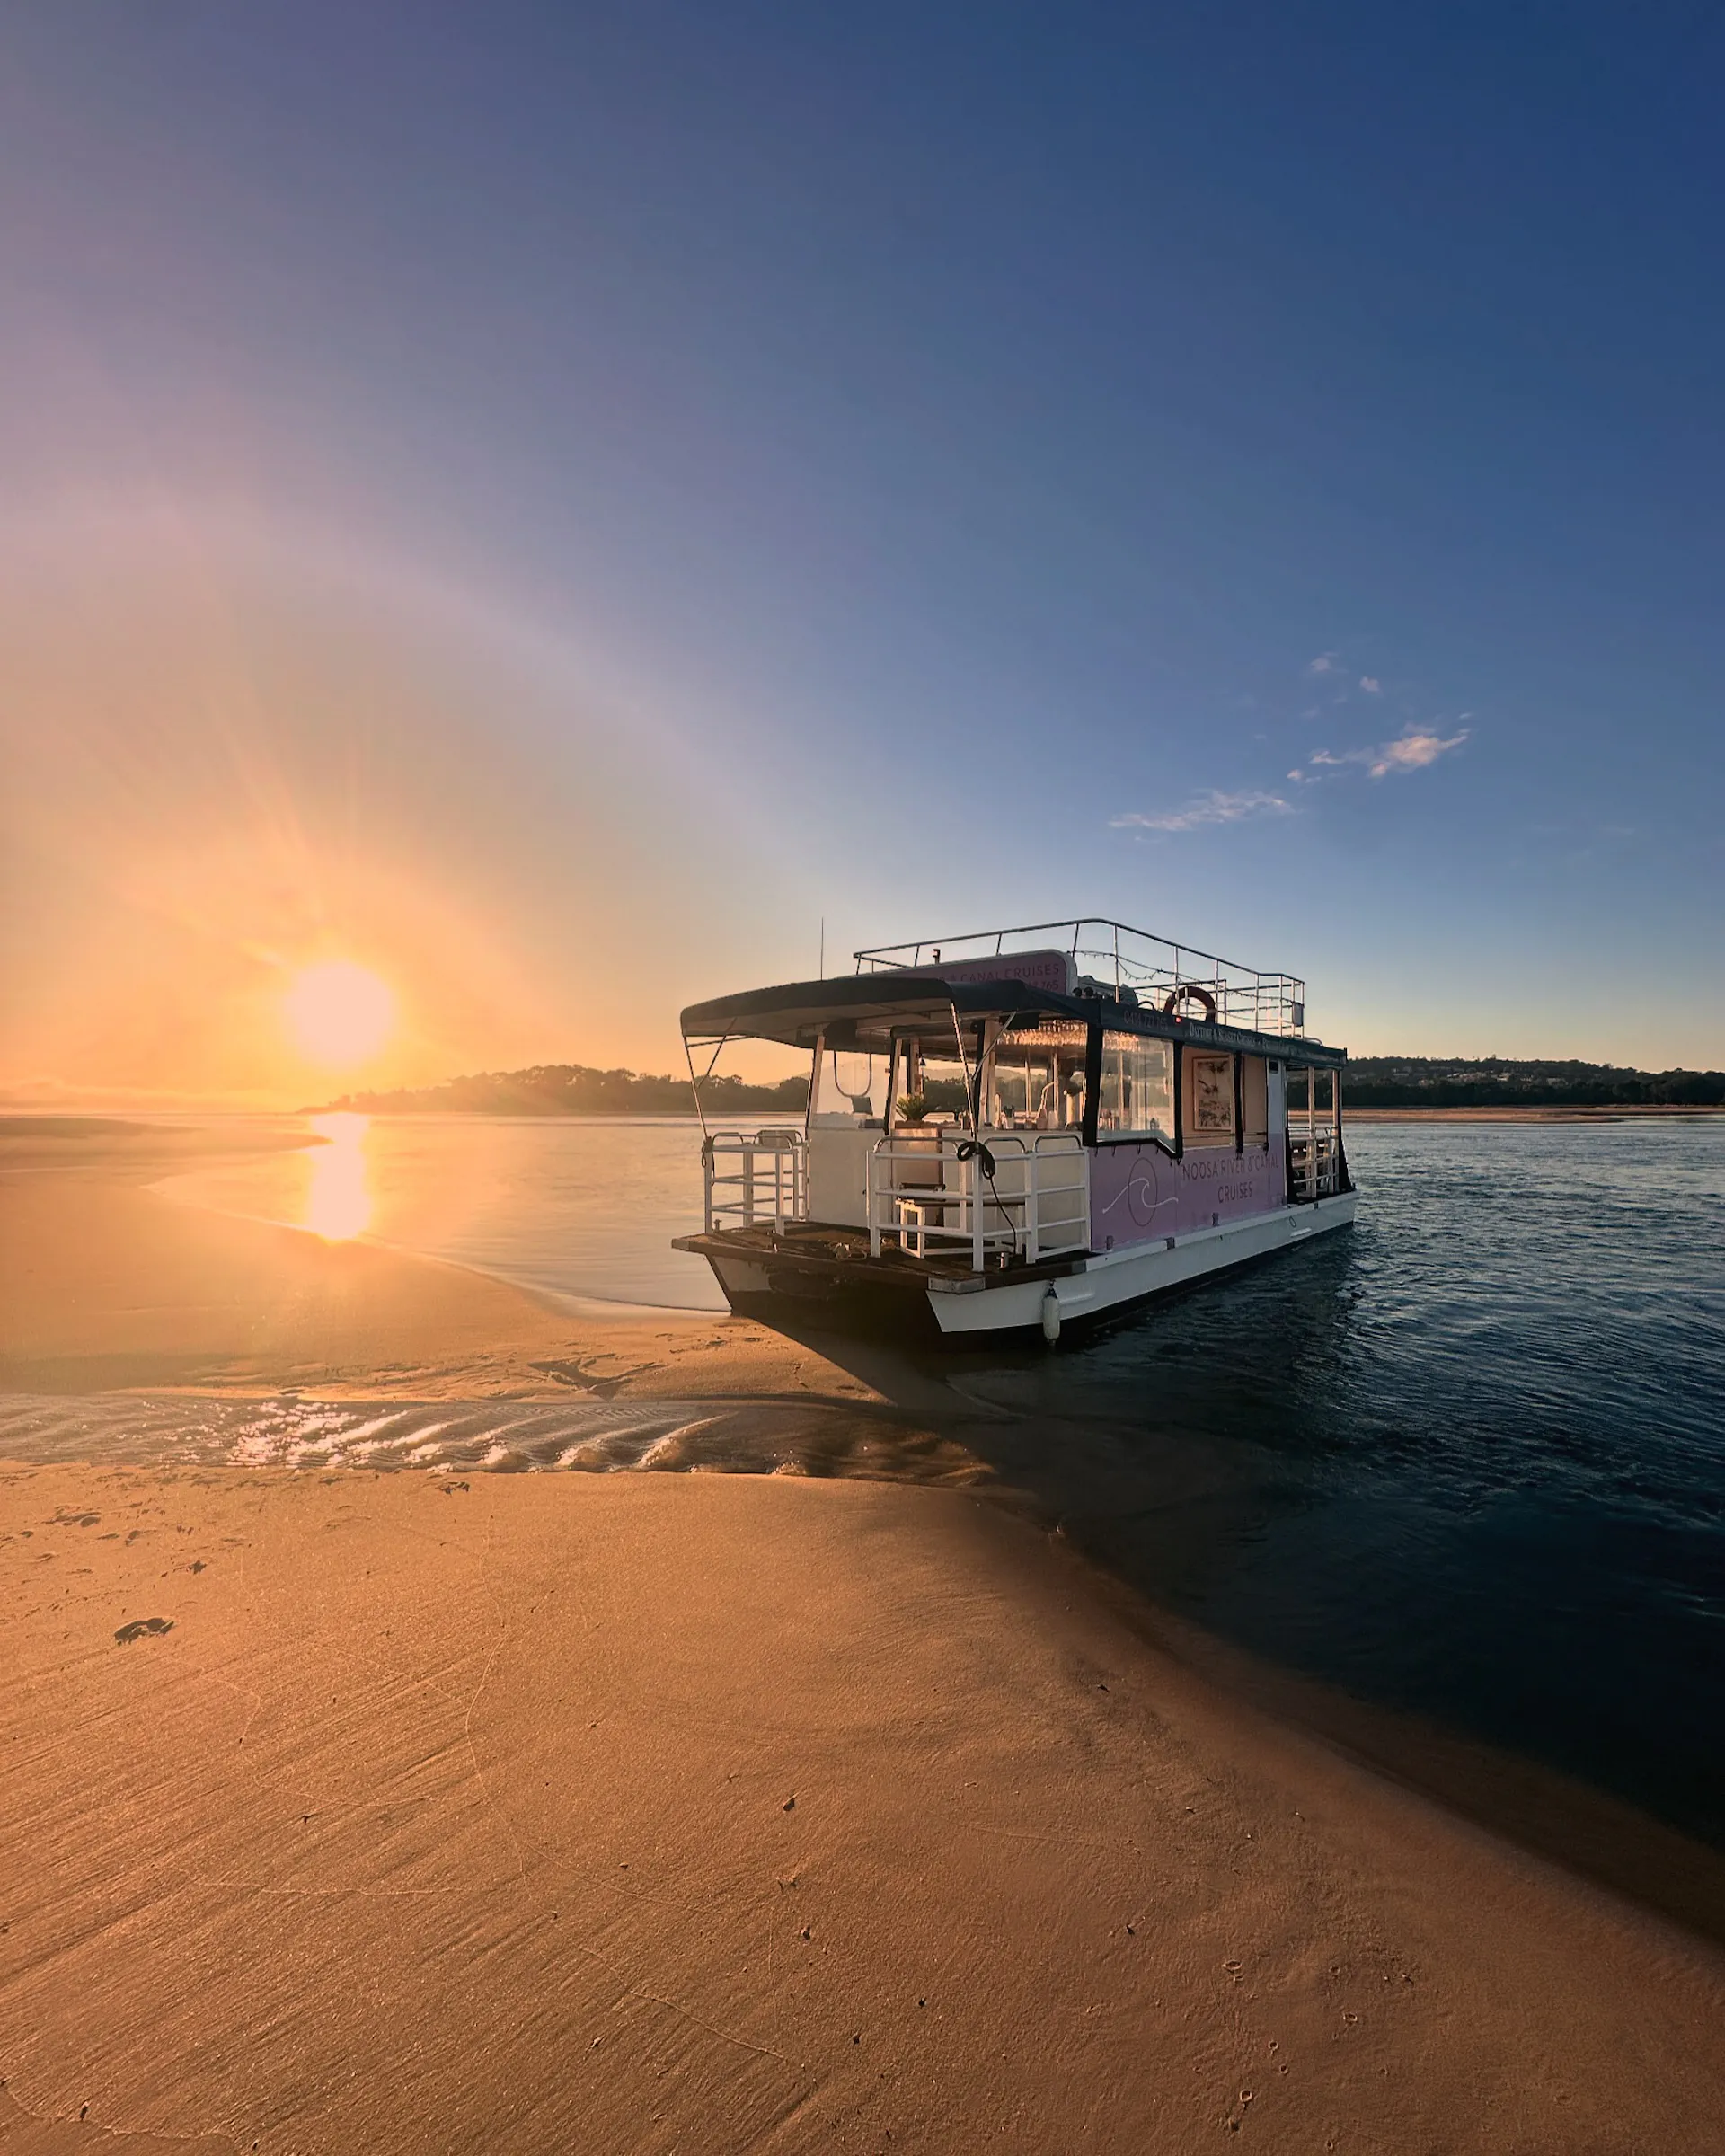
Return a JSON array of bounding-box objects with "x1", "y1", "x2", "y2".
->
[{"x1": 854, "y1": 917, "x2": 1307, "y2": 1038}]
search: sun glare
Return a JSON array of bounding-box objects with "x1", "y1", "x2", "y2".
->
[
  {"x1": 285, "y1": 960, "x2": 395, "y2": 1067},
  {"x1": 304, "y1": 1113, "x2": 372, "y2": 1240}
]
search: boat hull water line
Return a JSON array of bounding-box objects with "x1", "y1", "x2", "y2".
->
[{"x1": 673, "y1": 919, "x2": 1357, "y2": 1339}]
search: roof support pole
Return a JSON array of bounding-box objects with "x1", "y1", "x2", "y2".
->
[
  {"x1": 804, "y1": 1030, "x2": 824, "y2": 1140},
  {"x1": 950, "y1": 1003, "x2": 978, "y2": 1129},
  {"x1": 684, "y1": 1030, "x2": 731, "y2": 1140},
  {"x1": 1173, "y1": 1040, "x2": 1184, "y2": 1162}
]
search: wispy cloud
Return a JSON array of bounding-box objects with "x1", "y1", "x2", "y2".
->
[
  {"x1": 1366, "y1": 726, "x2": 1469, "y2": 778},
  {"x1": 1359, "y1": 676, "x2": 1381, "y2": 694},
  {"x1": 1111, "y1": 789, "x2": 1296, "y2": 833},
  {"x1": 1306, "y1": 652, "x2": 1338, "y2": 675},
  {"x1": 1305, "y1": 725, "x2": 1470, "y2": 781}
]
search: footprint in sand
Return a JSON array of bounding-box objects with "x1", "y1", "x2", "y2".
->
[{"x1": 113, "y1": 1617, "x2": 173, "y2": 1644}]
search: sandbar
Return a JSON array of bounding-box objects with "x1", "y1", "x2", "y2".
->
[
  {"x1": 2, "y1": 1126, "x2": 1721, "y2": 2152},
  {"x1": 0, "y1": 1122, "x2": 879, "y2": 1407}
]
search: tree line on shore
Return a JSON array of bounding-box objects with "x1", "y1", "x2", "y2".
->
[
  {"x1": 316, "y1": 1053, "x2": 1724, "y2": 1117},
  {"x1": 1342, "y1": 1056, "x2": 1725, "y2": 1108},
  {"x1": 314, "y1": 1065, "x2": 811, "y2": 1116}
]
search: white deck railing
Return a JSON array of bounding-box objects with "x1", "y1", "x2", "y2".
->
[
  {"x1": 867, "y1": 1130, "x2": 1090, "y2": 1271},
  {"x1": 702, "y1": 1128, "x2": 809, "y2": 1232},
  {"x1": 1288, "y1": 1129, "x2": 1342, "y2": 1201},
  {"x1": 854, "y1": 916, "x2": 1307, "y2": 1038}
]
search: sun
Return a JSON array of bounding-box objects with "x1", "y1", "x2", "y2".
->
[{"x1": 284, "y1": 960, "x2": 395, "y2": 1068}]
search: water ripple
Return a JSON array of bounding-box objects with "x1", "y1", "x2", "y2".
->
[{"x1": 0, "y1": 1389, "x2": 986, "y2": 1484}]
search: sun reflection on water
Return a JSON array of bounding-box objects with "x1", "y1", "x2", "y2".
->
[{"x1": 305, "y1": 1113, "x2": 372, "y2": 1240}]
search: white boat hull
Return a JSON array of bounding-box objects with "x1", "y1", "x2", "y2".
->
[
  {"x1": 926, "y1": 1191, "x2": 1358, "y2": 1335},
  {"x1": 695, "y1": 1191, "x2": 1358, "y2": 1338}
]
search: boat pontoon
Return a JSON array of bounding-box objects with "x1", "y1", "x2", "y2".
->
[{"x1": 673, "y1": 919, "x2": 1356, "y2": 1338}]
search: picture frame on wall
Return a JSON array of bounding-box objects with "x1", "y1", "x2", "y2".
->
[{"x1": 1190, "y1": 1054, "x2": 1234, "y2": 1134}]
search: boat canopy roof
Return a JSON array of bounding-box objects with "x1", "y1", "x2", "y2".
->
[{"x1": 680, "y1": 973, "x2": 1346, "y2": 1068}]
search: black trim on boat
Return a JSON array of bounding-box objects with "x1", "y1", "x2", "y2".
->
[{"x1": 1173, "y1": 1038, "x2": 1185, "y2": 1159}]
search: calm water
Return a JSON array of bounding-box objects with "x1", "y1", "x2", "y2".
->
[
  {"x1": 6, "y1": 1113, "x2": 1723, "y2": 1855},
  {"x1": 962, "y1": 1118, "x2": 1725, "y2": 1850},
  {"x1": 157, "y1": 1113, "x2": 736, "y2": 1309}
]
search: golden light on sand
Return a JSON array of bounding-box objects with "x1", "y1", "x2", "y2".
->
[
  {"x1": 304, "y1": 1112, "x2": 372, "y2": 1240},
  {"x1": 285, "y1": 960, "x2": 395, "y2": 1067}
]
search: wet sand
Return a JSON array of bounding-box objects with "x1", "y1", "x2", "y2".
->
[
  {"x1": 0, "y1": 1121, "x2": 882, "y2": 1406},
  {"x1": 2, "y1": 1127, "x2": 1722, "y2": 2151}
]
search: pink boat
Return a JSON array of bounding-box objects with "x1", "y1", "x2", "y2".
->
[{"x1": 674, "y1": 917, "x2": 1356, "y2": 1338}]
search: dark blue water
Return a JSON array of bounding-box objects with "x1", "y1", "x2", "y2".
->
[{"x1": 949, "y1": 1119, "x2": 1725, "y2": 1851}]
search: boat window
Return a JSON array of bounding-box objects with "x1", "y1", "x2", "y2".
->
[
  {"x1": 895, "y1": 1044, "x2": 971, "y2": 1126},
  {"x1": 986, "y1": 1022, "x2": 1089, "y2": 1132},
  {"x1": 812, "y1": 1048, "x2": 889, "y2": 1125},
  {"x1": 1097, "y1": 1033, "x2": 1173, "y2": 1144},
  {"x1": 1241, "y1": 1056, "x2": 1269, "y2": 1146}
]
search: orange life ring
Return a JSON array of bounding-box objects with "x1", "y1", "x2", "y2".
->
[{"x1": 1162, "y1": 984, "x2": 1217, "y2": 1022}]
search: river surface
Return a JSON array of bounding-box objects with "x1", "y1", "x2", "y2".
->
[
  {"x1": 3, "y1": 1112, "x2": 1721, "y2": 1859},
  {"x1": 159, "y1": 1112, "x2": 740, "y2": 1311}
]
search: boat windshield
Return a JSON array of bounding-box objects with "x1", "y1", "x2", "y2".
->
[{"x1": 882, "y1": 1020, "x2": 1089, "y2": 1135}]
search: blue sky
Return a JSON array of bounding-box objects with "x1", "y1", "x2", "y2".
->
[{"x1": 2, "y1": 4, "x2": 1721, "y2": 1097}]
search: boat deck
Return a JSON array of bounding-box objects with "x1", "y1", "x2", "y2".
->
[{"x1": 671, "y1": 1220, "x2": 1091, "y2": 1297}]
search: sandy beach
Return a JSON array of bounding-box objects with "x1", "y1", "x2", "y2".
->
[{"x1": 3, "y1": 1126, "x2": 1722, "y2": 2152}]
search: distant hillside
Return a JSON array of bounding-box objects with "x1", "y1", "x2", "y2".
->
[
  {"x1": 314, "y1": 1063, "x2": 809, "y2": 1117},
  {"x1": 1342, "y1": 1056, "x2": 1725, "y2": 1109},
  {"x1": 315, "y1": 1054, "x2": 1725, "y2": 1118}
]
